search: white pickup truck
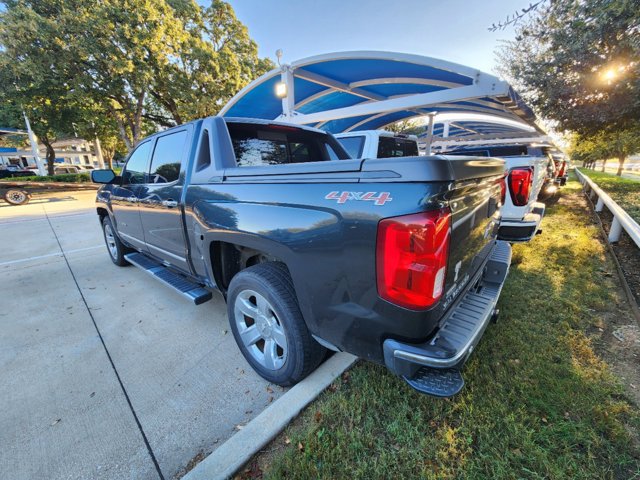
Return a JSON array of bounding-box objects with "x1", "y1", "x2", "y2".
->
[
  {"x1": 336, "y1": 132, "x2": 546, "y2": 243},
  {"x1": 443, "y1": 143, "x2": 548, "y2": 242},
  {"x1": 335, "y1": 130, "x2": 419, "y2": 159}
]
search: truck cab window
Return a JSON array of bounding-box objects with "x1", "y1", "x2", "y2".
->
[
  {"x1": 122, "y1": 141, "x2": 152, "y2": 184},
  {"x1": 227, "y1": 123, "x2": 349, "y2": 167},
  {"x1": 377, "y1": 137, "x2": 418, "y2": 158},
  {"x1": 149, "y1": 130, "x2": 187, "y2": 183},
  {"x1": 337, "y1": 136, "x2": 365, "y2": 158}
]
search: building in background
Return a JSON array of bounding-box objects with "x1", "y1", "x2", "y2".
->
[{"x1": 0, "y1": 134, "x2": 100, "y2": 169}]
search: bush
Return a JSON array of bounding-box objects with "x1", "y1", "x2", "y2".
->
[{"x1": 0, "y1": 173, "x2": 91, "y2": 183}]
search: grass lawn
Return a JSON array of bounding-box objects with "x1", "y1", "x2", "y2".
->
[
  {"x1": 243, "y1": 177, "x2": 640, "y2": 480},
  {"x1": 578, "y1": 168, "x2": 640, "y2": 224}
]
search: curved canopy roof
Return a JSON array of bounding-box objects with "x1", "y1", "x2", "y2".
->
[{"x1": 220, "y1": 51, "x2": 536, "y2": 134}]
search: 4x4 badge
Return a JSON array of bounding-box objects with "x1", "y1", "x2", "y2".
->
[{"x1": 325, "y1": 191, "x2": 393, "y2": 205}]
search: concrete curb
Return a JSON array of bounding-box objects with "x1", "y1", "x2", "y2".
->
[{"x1": 183, "y1": 353, "x2": 358, "y2": 480}]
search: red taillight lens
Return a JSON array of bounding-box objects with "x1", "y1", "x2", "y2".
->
[
  {"x1": 559, "y1": 161, "x2": 567, "y2": 177},
  {"x1": 376, "y1": 208, "x2": 451, "y2": 310},
  {"x1": 508, "y1": 167, "x2": 534, "y2": 206}
]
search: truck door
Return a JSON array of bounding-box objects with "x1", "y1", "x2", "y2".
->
[
  {"x1": 111, "y1": 140, "x2": 153, "y2": 251},
  {"x1": 138, "y1": 128, "x2": 191, "y2": 272}
]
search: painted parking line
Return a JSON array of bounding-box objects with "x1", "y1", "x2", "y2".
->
[{"x1": 0, "y1": 245, "x2": 104, "y2": 267}]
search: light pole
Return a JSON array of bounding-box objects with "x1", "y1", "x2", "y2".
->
[{"x1": 23, "y1": 112, "x2": 46, "y2": 176}]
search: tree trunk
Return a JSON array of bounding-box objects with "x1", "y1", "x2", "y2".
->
[
  {"x1": 601, "y1": 159, "x2": 607, "y2": 172},
  {"x1": 617, "y1": 156, "x2": 626, "y2": 176},
  {"x1": 41, "y1": 138, "x2": 56, "y2": 175}
]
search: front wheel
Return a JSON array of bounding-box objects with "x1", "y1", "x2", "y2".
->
[
  {"x1": 102, "y1": 216, "x2": 131, "y2": 266},
  {"x1": 227, "y1": 262, "x2": 326, "y2": 386},
  {"x1": 4, "y1": 189, "x2": 30, "y2": 205}
]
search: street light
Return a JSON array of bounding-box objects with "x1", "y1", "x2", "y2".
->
[{"x1": 275, "y1": 81, "x2": 287, "y2": 99}]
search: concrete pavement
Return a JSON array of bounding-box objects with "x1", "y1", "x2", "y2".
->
[{"x1": 0, "y1": 191, "x2": 285, "y2": 479}]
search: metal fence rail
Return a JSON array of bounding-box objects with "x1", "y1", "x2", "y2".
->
[{"x1": 575, "y1": 168, "x2": 640, "y2": 247}]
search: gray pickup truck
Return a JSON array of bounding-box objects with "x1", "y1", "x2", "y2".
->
[{"x1": 91, "y1": 116, "x2": 512, "y2": 397}]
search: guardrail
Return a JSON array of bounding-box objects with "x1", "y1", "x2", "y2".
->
[{"x1": 575, "y1": 168, "x2": 640, "y2": 247}]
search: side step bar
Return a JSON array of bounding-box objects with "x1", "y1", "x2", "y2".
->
[{"x1": 124, "y1": 253, "x2": 212, "y2": 305}]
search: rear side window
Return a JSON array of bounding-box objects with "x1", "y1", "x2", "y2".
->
[
  {"x1": 377, "y1": 137, "x2": 419, "y2": 158},
  {"x1": 149, "y1": 130, "x2": 188, "y2": 183},
  {"x1": 227, "y1": 123, "x2": 349, "y2": 167},
  {"x1": 122, "y1": 141, "x2": 152, "y2": 184},
  {"x1": 337, "y1": 136, "x2": 365, "y2": 158}
]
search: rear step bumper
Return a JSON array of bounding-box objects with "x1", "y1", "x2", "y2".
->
[
  {"x1": 383, "y1": 240, "x2": 512, "y2": 397},
  {"x1": 124, "y1": 253, "x2": 212, "y2": 305},
  {"x1": 498, "y1": 202, "x2": 545, "y2": 243}
]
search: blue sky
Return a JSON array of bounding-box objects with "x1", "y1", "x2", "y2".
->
[{"x1": 226, "y1": 0, "x2": 531, "y2": 74}]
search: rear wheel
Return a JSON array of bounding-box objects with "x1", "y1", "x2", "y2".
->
[
  {"x1": 227, "y1": 262, "x2": 326, "y2": 386},
  {"x1": 102, "y1": 216, "x2": 131, "y2": 266},
  {"x1": 4, "y1": 189, "x2": 30, "y2": 205}
]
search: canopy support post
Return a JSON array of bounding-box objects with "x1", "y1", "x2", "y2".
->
[
  {"x1": 280, "y1": 66, "x2": 295, "y2": 119},
  {"x1": 425, "y1": 112, "x2": 437, "y2": 155}
]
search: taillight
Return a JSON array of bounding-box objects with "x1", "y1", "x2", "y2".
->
[
  {"x1": 508, "y1": 167, "x2": 534, "y2": 206},
  {"x1": 559, "y1": 161, "x2": 567, "y2": 177},
  {"x1": 376, "y1": 208, "x2": 451, "y2": 310}
]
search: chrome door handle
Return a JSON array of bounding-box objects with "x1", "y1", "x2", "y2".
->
[{"x1": 161, "y1": 199, "x2": 178, "y2": 208}]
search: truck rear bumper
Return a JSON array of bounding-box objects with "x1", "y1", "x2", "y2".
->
[
  {"x1": 497, "y1": 202, "x2": 545, "y2": 242},
  {"x1": 382, "y1": 240, "x2": 512, "y2": 396}
]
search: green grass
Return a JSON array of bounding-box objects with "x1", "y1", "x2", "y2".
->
[
  {"x1": 0, "y1": 172, "x2": 91, "y2": 183},
  {"x1": 578, "y1": 168, "x2": 640, "y2": 224},
  {"x1": 254, "y1": 177, "x2": 640, "y2": 480}
]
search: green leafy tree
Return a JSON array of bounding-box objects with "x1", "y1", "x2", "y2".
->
[
  {"x1": 0, "y1": 4, "x2": 79, "y2": 174},
  {"x1": 571, "y1": 124, "x2": 640, "y2": 175},
  {"x1": 497, "y1": 0, "x2": 639, "y2": 134},
  {"x1": 1, "y1": 0, "x2": 272, "y2": 156}
]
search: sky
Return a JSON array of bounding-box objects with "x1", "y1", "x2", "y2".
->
[{"x1": 226, "y1": 0, "x2": 532, "y2": 75}]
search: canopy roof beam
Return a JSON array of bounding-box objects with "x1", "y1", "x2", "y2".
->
[
  {"x1": 280, "y1": 76, "x2": 510, "y2": 126},
  {"x1": 428, "y1": 134, "x2": 551, "y2": 149}
]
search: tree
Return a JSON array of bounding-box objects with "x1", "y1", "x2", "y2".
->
[
  {"x1": 0, "y1": 4, "x2": 79, "y2": 174},
  {"x1": 570, "y1": 124, "x2": 640, "y2": 175},
  {"x1": 147, "y1": 0, "x2": 274, "y2": 126},
  {"x1": 386, "y1": 118, "x2": 425, "y2": 135},
  {"x1": 0, "y1": 0, "x2": 273, "y2": 156},
  {"x1": 497, "y1": 0, "x2": 640, "y2": 135}
]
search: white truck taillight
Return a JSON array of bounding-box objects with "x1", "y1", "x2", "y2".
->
[{"x1": 376, "y1": 208, "x2": 451, "y2": 310}]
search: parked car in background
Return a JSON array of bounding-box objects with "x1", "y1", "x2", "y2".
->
[
  {"x1": 90, "y1": 116, "x2": 512, "y2": 397},
  {"x1": 0, "y1": 166, "x2": 35, "y2": 179},
  {"x1": 335, "y1": 130, "x2": 420, "y2": 159},
  {"x1": 54, "y1": 165, "x2": 87, "y2": 175},
  {"x1": 443, "y1": 143, "x2": 548, "y2": 242},
  {"x1": 552, "y1": 153, "x2": 569, "y2": 186}
]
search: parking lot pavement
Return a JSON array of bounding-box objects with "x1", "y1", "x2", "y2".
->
[{"x1": 0, "y1": 191, "x2": 285, "y2": 479}]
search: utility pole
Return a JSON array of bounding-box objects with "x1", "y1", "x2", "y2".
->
[
  {"x1": 23, "y1": 112, "x2": 46, "y2": 176},
  {"x1": 424, "y1": 112, "x2": 437, "y2": 155}
]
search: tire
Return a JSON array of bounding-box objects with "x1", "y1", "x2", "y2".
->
[
  {"x1": 4, "y1": 189, "x2": 30, "y2": 205},
  {"x1": 102, "y1": 216, "x2": 131, "y2": 266},
  {"x1": 227, "y1": 262, "x2": 326, "y2": 386}
]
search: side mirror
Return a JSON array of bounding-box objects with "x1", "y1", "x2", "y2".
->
[{"x1": 91, "y1": 169, "x2": 116, "y2": 184}]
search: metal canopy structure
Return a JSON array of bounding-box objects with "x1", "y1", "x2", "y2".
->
[
  {"x1": 416, "y1": 112, "x2": 548, "y2": 151},
  {"x1": 220, "y1": 51, "x2": 537, "y2": 137}
]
